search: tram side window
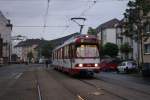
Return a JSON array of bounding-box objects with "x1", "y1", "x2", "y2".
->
[
  {"x1": 61, "y1": 47, "x2": 64, "y2": 59},
  {"x1": 55, "y1": 51, "x2": 57, "y2": 59},
  {"x1": 57, "y1": 50, "x2": 59, "y2": 59},
  {"x1": 64, "y1": 46, "x2": 69, "y2": 59},
  {"x1": 69, "y1": 44, "x2": 74, "y2": 58},
  {"x1": 66, "y1": 45, "x2": 69, "y2": 59},
  {"x1": 57, "y1": 50, "x2": 58, "y2": 59},
  {"x1": 58, "y1": 50, "x2": 60, "y2": 59},
  {"x1": 72, "y1": 45, "x2": 75, "y2": 58},
  {"x1": 54, "y1": 51, "x2": 56, "y2": 59},
  {"x1": 59, "y1": 49, "x2": 61, "y2": 59},
  {"x1": 58, "y1": 49, "x2": 60, "y2": 59},
  {"x1": 60, "y1": 48, "x2": 63, "y2": 59},
  {"x1": 69, "y1": 45, "x2": 71, "y2": 58},
  {"x1": 64, "y1": 46, "x2": 66, "y2": 59}
]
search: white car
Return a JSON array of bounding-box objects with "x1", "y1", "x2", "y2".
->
[{"x1": 117, "y1": 61, "x2": 137, "y2": 73}]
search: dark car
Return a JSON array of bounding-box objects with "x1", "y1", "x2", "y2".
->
[{"x1": 100, "y1": 59, "x2": 120, "y2": 71}]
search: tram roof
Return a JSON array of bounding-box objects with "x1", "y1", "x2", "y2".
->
[{"x1": 53, "y1": 34, "x2": 97, "y2": 51}]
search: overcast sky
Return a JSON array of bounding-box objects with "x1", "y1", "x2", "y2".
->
[{"x1": 0, "y1": 0, "x2": 129, "y2": 40}]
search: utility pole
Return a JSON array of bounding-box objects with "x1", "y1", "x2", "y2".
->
[{"x1": 71, "y1": 17, "x2": 86, "y2": 34}]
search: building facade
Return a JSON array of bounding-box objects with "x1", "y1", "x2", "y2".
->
[
  {"x1": 96, "y1": 19, "x2": 120, "y2": 45},
  {"x1": 14, "y1": 39, "x2": 43, "y2": 63},
  {"x1": 0, "y1": 11, "x2": 12, "y2": 64},
  {"x1": 142, "y1": 12, "x2": 150, "y2": 64},
  {"x1": 115, "y1": 19, "x2": 137, "y2": 60}
]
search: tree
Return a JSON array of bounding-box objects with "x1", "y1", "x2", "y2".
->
[
  {"x1": 41, "y1": 42, "x2": 53, "y2": 58},
  {"x1": 123, "y1": 0, "x2": 150, "y2": 37},
  {"x1": 123, "y1": 0, "x2": 150, "y2": 67},
  {"x1": 102, "y1": 42, "x2": 119, "y2": 57},
  {"x1": 136, "y1": 0, "x2": 150, "y2": 16},
  {"x1": 87, "y1": 27, "x2": 97, "y2": 35},
  {"x1": 120, "y1": 43, "x2": 132, "y2": 59}
]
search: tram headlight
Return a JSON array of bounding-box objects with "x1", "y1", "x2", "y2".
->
[
  {"x1": 95, "y1": 64, "x2": 98, "y2": 67},
  {"x1": 79, "y1": 64, "x2": 83, "y2": 67}
]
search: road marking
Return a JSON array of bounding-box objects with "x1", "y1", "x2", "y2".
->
[
  {"x1": 77, "y1": 95, "x2": 85, "y2": 100},
  {"x1": 37, "y1": 84, "x2": 42, "y2": 100},
  {"x1": 89, "y1": 91, "x2": 104, "y2": 96},
  {"x1": 14, "y1": 73, "x2": 23, "y2": 79}
]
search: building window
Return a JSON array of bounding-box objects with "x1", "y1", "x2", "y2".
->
[
  {"x1": 144, "y1": 44, "x2": 150, "y2": 54},
  {"x1": 145, "y1": 23, "x2": 150, "y2": 34}
]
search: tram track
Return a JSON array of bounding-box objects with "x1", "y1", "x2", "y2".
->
[
  {"x1": 79, "y1": 76, "x2": 150, "y2": 100},
  {"x1": 46, "y1": 69, "x2": 86, "y2": 100},
  {"x1": 46, "y1": 68, "x2": 129, "y2": 100},
  {"x1": 78, "y1": 79, "x2": 128, "y2": 100},
  {"x1": 46, "y1": 67, "x2": 150, "y2": 100},
  {"x1": 34, "y1": 70, "x2": 43, "y2": 100},
  {"x1": 94, "y1": 75, "x2": 150, "y2": 95}
]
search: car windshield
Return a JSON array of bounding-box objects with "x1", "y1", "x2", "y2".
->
[{"x1": 76, "y1": 45, "x2": 99, "y2": 58}]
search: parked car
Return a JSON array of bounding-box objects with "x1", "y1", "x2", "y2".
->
[
  {"x1": 39, "y1": 58, "x2": 46, "y2": 64},
  {"x1": 117, "y1": 61, "x2": 137, "y2": 73},
  {"x1": 100, "y1": 59, "x2": 120, "y2": 71}
]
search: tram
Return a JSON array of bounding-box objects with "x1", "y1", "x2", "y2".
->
[{"x1": 52, "y1": 34, "x2": 101, "y2": 76}]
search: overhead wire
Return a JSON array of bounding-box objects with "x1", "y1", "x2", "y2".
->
[
  {"x1": 63, "y1": 0, "x2": 97, "y2": 34},
  {"x1": 42, "y1": 0, "x2": 50, "y2": 36},
  {"x1": 80, "y1": 0, "x2": 97, "y2": 17},
  {"x1": 13, "y1": 25, "x2": 69, "y2": 28},
  {"x1": 0, "y1": 0, "x2": 129, "y2": 36}
]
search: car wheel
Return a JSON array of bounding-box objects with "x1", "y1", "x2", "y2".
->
[
  {"x1": 124, "y1": 67, "x2": 129, "y2": 73},
  {"x1": 116, "y1": 68, "x2": 120, "y2": 74}
]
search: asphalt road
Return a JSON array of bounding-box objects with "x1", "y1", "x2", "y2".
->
[{"x1": 0, "y1": 64, "x2": 150, "y2": 100}]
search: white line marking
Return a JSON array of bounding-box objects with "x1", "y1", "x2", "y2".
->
[
  {"x1": 77, "y1": 95, "x2": 85, "y2": 100},
  {"x1": 37, "y1": 84, "x2": 42, "y2": 100},
  {"x1": 14, "y1": 73, "x2": 23, "y2": 79}
]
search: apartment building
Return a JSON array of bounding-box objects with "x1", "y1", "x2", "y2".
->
[{"x1": 0, "y1": 11, "x2": 12, "y2": 63}]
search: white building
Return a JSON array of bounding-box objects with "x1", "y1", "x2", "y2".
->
[
  {"x1": 14, "y1": 39, "x2": 44, "y2": 62},
  {"x1": 115, "y1": 19, "x2": 137, "y2": 60},
  {"x1": 0, "y1": 11, "x2": 12, "y2": 63},
  {"x1": 142, "y1": 12, "x2": 150, "y2": 64},
  {"x1": 96, "y1": 18, "x2": 120, "y2": 45},
  {"x1": 96, "y1": 18, "x2": 138, "y2": 60}
]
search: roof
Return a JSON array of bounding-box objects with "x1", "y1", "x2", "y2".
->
[
  {"x1": 53, "y1": 34, "x2": 97, "y2": 51},
  {"x1": 15, "y1": 33, "x2": 80, "y2": 48},
  {"x1": 96, "y1": 18, "x2": 120, "y2": 33},
  {"x1": 115, "y1": 18, "x2": 125, "y2": 27},
  {"x1": 0, "y1": 11, "x2": 9, "y2": 24},
  {"x1": 15, "y1": 39, "x2": 47, "y2": 47},
  {"x1": 49, "y1": 32, "x2": 80, "y2": 47}
]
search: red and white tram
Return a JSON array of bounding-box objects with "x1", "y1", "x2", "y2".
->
[{"x1": 52, "y1": 34, "x2": 101, "y2": 76}]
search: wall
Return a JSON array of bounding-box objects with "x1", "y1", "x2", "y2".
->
[{"x1": 0, "y1": 12, "x2": 12, "y2": 63}]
